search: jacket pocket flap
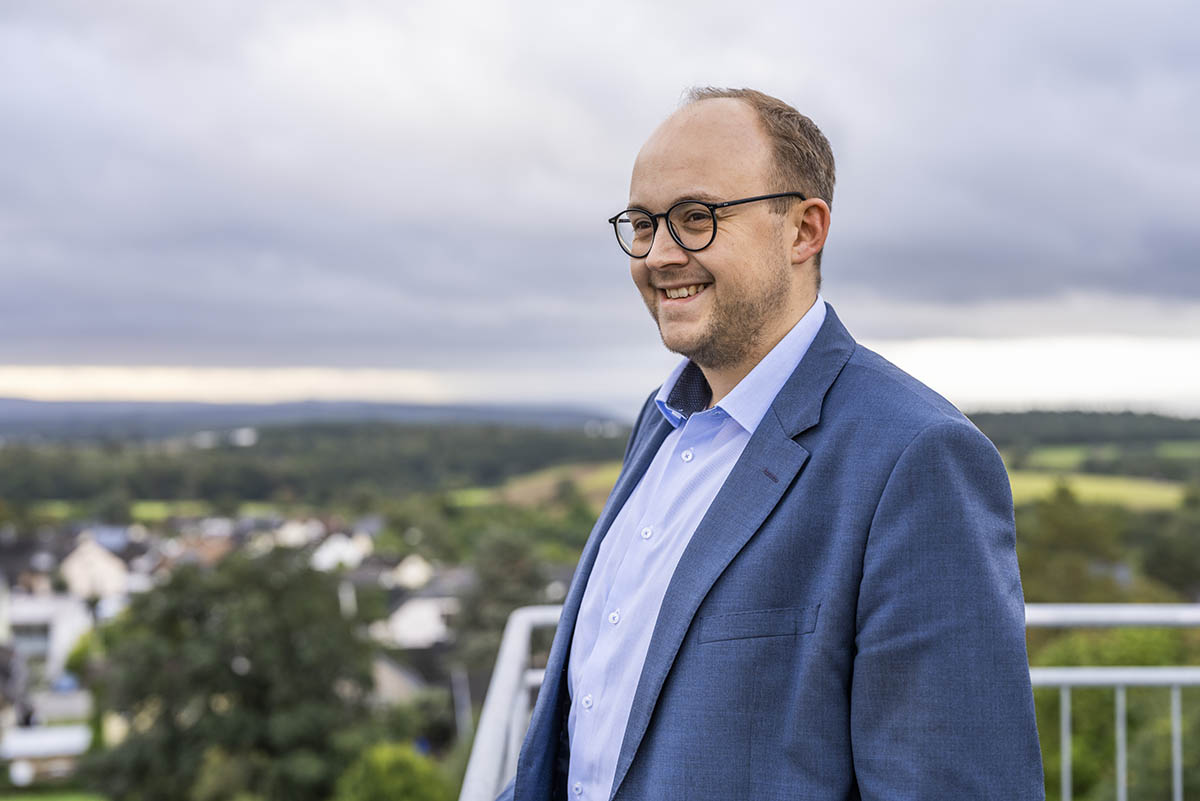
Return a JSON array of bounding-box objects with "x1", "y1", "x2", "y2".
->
[{"x1": 699, "y1": 604, "x2": 820, "y2": 644}]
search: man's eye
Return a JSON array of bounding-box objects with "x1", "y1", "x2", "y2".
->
[{"x1": 632, "y1": 219, "x2": 653, "y2": 232}]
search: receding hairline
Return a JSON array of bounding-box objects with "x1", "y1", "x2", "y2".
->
[
  {"x1": 678, "y1": 87, "x2": 835, "y2": 207},
  {"x1": 631, "y1": 96, "x2": 775, "y2": 186}
]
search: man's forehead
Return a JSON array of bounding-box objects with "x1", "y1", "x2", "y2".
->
[{"x1": 629, "y1": 98, "x2": 771, "y2": 205}]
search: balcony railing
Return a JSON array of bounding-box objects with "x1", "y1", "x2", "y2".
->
[
  {"x1": 459, "y1": 604, "x2": 1200, "y2": 801},
  {"x1": 459, "y1": 605, "x2": 562, "y2": 801},
  {"x1": 1027, "y1": 604, "x2": 1200, "y2": 801}
]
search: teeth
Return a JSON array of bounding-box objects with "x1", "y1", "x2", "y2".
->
[{"x1": 665, "y1": 284, "x2": 708, "y2": 299}]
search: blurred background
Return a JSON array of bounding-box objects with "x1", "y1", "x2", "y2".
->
[{"x1": 0, "y1": 1, "x2": 1197, "y2": 799}]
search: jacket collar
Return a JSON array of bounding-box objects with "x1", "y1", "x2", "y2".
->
[{"x1": 770, "y1": 301, "x2": 856, "y2": 437}]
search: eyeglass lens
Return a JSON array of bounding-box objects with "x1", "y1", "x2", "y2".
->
[{"x1": 615, "y1": 202, "x2": 715, "y2": 257}]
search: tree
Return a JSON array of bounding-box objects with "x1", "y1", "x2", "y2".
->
[
  {"x1": 1016, "y1": 483, "x2": 1163, "y2": 604},
  {"x1": 454, "y1": 528, "x2": 548, "y2": 674},
  {"x1": 1139, "y1": 499, "x2": 1200, "y2": 600},
  {"x1": 79, "y1": 549, "x2": 375, "y2": 801},
  {"x1": 89, "y1": 485, "x2": 133, "y2": 525},
  {"x1": 331, "y1": 742, "x2": 453, "y2": 801}
]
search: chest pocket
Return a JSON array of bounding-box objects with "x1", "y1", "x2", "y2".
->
[{"x1": 698, "y1": 604, "x2": 820, "y2": 644}]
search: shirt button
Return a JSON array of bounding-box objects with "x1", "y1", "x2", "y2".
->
[
  {"x1": 608, "y1": 609, "x2": 621, "y2": 625},
  {"x1": 573, "y1": 782, "x2": 583, "y2": 795},
  {"x1": 582, "y1": 694, "x2": 593, "y2": 709},
  {"x1": 681, "y1": 448, "x2": 694, "y2": 462},
  {"x1": 640, "y1": 526, "x2": 653, "y2": 540}
]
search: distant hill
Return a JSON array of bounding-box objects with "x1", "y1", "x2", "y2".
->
[
  {"x1": 4, "y1": 400, "x2": 1197, "y2": 450},
  {"x1": 969, "y1": 410, "x2": 1200, "y2": 448},
  {"x1": 0, "y1": 398, "x2": 621, "y2": 440}
]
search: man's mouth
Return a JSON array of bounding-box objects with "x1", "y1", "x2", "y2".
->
[{"x1": 659, "y1": 283, "x2": 712, "y2": 300}]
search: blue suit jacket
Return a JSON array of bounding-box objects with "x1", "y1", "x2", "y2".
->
[{"x1": 502, "y1": 304, "x2": 1043, "y2": 800}]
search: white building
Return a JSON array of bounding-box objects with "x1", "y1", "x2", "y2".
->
[
  {"x1": 371, "y1": 596, "x2": 461, "y2": 650},
  {"x1": 380, "y1": 554, "x2": 435, "y2": 590},
  {"x1": 59, "y1": 535, "x2": 129, "y2": 602},
  {"x1": 1, "y1": 724, "x2": 91, "y2": 784},
  {"x1": 275, "y1": 519, "x2": 326, "y2": 548},
  {"x1": 7, "y1": 594, "x2": 92, "y2": 686},
  {"x1": 311, "y1": 532, "x2": 374, "y2": 572}
]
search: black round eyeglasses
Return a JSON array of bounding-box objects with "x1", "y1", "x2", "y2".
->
[{"x1": 606, "y1": 192, "x2": 807, "y2": 258}]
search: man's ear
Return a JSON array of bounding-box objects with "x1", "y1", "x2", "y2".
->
[{"x1": 789, "y1": 199, "x2": 831, "y2": 266}]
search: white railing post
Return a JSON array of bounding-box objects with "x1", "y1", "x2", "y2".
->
[
  {"x1": 1171, "y1": 684, "x2": 1183, "y2": 801},
  {"x1": 1060, "y1": 686, "x2": 1072, "y2": 801},
  {"x1": 1114, "y1": 686, "x2": 1126, "y2": 801}
]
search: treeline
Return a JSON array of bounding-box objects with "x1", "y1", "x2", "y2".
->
[
  {"x1": 0, "y1": 422, "x2": 627, "y2": 507},
  {"x1": 971, "y1": 410, "x2": 1200, "y2": 448},
  {"x1": 1056, "y1": 443, "x2": 1200, "y2": 483},
  {"x1": 0, "y1": 398, "x2": 614, "y2": 440}
]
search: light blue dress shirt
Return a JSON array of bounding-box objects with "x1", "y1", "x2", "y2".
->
[{"x1": 566, "y1": 296, "x2": 827, "y2": 801}]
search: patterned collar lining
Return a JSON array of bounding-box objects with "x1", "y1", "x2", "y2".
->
[{"x1": 664, "y1": 361, "x2": 712, "y2": 419}]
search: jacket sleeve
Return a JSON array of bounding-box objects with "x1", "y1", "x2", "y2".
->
[{"x1": 850, "y1": 419, "x2": 1045, "y2": 799}]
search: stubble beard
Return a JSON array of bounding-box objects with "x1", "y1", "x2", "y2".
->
[{"x1": 651, "y1": 257, "x2": 793, "y2": 371}]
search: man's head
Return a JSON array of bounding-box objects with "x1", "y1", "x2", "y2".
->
[{"x1": 624, "y1": 89, "x2": 834, "y2": 373}]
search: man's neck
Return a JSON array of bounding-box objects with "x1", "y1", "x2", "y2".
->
[{"x1": 699, "y1": 292, "x2": 818, "y2": 407}]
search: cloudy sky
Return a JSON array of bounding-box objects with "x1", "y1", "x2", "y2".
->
[{"x1": 2, "y1": 0, "x2": 1197, "y2": 417}]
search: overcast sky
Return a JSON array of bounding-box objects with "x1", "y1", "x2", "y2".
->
[{"x1": 2, "y1": 0, "x2": 1197, "y2": 416}]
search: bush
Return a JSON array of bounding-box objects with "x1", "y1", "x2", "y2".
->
[{"x1": 331, "y1": 743, "x2": 453, "y2": 801}]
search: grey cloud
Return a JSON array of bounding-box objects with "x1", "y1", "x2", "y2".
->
[{"x1": 1, "y1": 0, "x2": 1198, "y2": 374}]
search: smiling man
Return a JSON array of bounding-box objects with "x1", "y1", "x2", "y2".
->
[{"x1": 500, "y1": 88, "x2": 1043, "y2": 801}]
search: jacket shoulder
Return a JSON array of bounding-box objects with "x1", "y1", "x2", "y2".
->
[{"x1": 828, "y1": 343, "x2": 991, "y2": 446}]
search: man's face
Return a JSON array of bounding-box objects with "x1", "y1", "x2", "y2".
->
[{"x1": 627, "y1": 99, "x2": 800, "y2": 371}]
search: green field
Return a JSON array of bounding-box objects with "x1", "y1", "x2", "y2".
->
[
  {"x1": 1157, "y1": 439, "x2": 1200, "y2": 459},
  {"x1": 456, "y1": 460, "x2": 1187, "y2": 514},
  {"x1": 28, "y1": 499, "x2": 78, "y2": 521},
  {"x1": 1016, "y1": 439, "x2": 1200, "y2": 471},
  {"x1": 31, "y1": 499, "x2": 289, "y2": 524},
  {"x1": 33, "y1": 498, "x2": 214, "y2": 522},
  {"x1": 129, "y1": 499, "x2": 212, "y2": 522},
  {"x1": 1021, "y1": 443, "x2": 1120, "y2": 471},
  {"x1": 452, "y1": 461, "x2": 623, "y2": 512},
  {"x1": 1008, "y1": 470, "x2": 1186, "y2": 510}
]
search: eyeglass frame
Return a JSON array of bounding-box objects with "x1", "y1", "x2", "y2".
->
[{"x1": 606, "y1": 191, "x2": 808, "y2": 258}]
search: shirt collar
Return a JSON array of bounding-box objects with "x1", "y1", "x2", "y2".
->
[{"x1": 654, "y1": 295, "x2": 827, "y2": 433}]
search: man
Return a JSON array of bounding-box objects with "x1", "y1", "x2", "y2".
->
[{"x1": 501, "y1": 88, "x2": 1043, "y2": 800}]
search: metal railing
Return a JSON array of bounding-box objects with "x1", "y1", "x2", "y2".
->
[
  {"x1": 1027, "y1": 604, "x2": 1200, "y2": 801},
  {"x1": 459, "y1": 605, "x2": 561, "y2": 801},
  {"x1": 459, "y1": 603, "x2": 1200, "y2": 801}
]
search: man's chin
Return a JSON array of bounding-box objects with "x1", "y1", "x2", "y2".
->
[{"x1": 658, "y1": 328, "x2": 708, "y2": 361}]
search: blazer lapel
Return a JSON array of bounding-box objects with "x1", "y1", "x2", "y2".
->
[
  {"x1": 514, "y1": 411, "x2": 672, "y2": 800},
  {"x1": 607, "y1": 303, "x2": 857, "y2": 801}
]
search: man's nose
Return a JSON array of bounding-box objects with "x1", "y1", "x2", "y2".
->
[{"x1": 643, "y1": 221, "x2": 688, "y2": 269}]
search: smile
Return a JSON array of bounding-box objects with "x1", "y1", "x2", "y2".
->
[{"x1": 660, "y1": 283, "x2": 711, "y2": 300}]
